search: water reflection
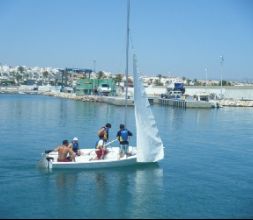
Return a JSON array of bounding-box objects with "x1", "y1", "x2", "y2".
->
[
  {"x1": 58, "y1": 99, "x2": 68, "y2": 127},
  {"x1": 91, "y1": 163, "x2": 164, "y2": 218},
  {"x1": 130, "y1": 164, "x2": 164, "y2": 218},
  {"x1": 192, "y1": 108, "x2": 214, "y2": 126},
  {"x1": 39, "y1": 164, "x2": 164, "y2": 218},
  {"x1": 94, "y1": 172, "x2": 108, "y2": 204},
  {"x1": 55, "y1": 170, "x2": 78, "y2": 190}
]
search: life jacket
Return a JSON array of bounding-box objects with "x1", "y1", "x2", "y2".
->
[
  {"x1": 72, "y1": 142, "x2": 79, "y2": 151},
  {"x1": 97, "y1": 127, "x2": 105, "y2": 137},
  {"x1": 120, "y1": 129, "x2": 128, "y2": 142},
  {"x1": 97, "y1": 127, "x2": 108, "y2": 140}
]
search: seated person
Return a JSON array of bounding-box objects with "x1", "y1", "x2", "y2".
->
[
  {"x1": 95, "y1": 134, "x2": 108, "y2": 160},
  {"x1": 54, "y1": 140, "x2": 75, "y2": 162},
  {"x1": 69, "y1": 137, "x2": 81, "y2": 156}
]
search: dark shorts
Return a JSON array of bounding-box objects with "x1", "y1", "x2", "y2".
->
[
  {"x1": 73, "y1": 149, "x2": 81, "y2": 156},
  {"x1": 57, "y1": 157, "x2": 72, "y2": 162}
]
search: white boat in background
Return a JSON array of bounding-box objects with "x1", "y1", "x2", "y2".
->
[
  {"x1": 160, "y1": 91, "x2": 222, "y2": 108},
  {"x1": 18, "y1": 91, "x2": 26, "y2": 95},
  {"x1": 38, "y1": 0, "x2": 164, "y2": 170},
  {"x1": 185, "y1": 92, "x2": 222, "y2": 108}
]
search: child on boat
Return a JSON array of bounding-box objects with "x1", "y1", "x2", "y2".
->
[
  {"x1": 95, "y1": 133, "x2": 108, "y2": 160},
  {"x1": 69, "y1": 137, "x2": 81, "y2": 156}
]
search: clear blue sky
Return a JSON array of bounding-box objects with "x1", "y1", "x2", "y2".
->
[{"x1": 0, "y1": 0, "x2": 252, "y2": 80}]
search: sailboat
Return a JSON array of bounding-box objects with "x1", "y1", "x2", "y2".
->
[
  {"x1": 38, "y1": 1, "x2": 164, "y2": 170},
  {"x1": 38, "y1": 55, "x2": 164, "y2": 169}
]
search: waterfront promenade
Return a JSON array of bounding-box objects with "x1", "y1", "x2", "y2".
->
[{"x1": 1, "y1": 86, "x2": 253, "y2": 107}]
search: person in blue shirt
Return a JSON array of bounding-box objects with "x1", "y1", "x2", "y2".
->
[
  {"x1": 116, "y1": 124, "x2": 133, "y2": 157},
  {"x1": 70, "y1": 137, "x2": 81, "y2": 156}
]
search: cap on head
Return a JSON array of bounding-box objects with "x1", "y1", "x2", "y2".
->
[
  {"x1": 62, "y1": 140, "x2": 69, "y2": 146},
  {"x1": 73, "y1": 137, "x2": 78, "y2": 141},
  {"x1": 105, "y1": 123, "x2": 111, "y2": 128},
  {"x1": 120, "y1": 124, "x2": 125, "y2": 129}
]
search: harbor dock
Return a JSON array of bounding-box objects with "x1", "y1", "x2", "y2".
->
[
  {"x1": 1, "y1": 86, "x2": 253, "y2": 107},
  {"x1": 159, "y1": 98, "x2": 216, "y2": 108}
]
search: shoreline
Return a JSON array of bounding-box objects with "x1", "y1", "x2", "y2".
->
[{"x1": 1, "y1": 87, "x2": 253, "y2": 107}]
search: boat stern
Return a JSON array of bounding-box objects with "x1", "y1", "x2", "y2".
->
[{"x1": 37, "y1": 152, "x2": 56, "y2": 169}]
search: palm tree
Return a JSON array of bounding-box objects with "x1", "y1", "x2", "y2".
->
[
  {"x1": 15, "y1": 73, "x2": 22, "y2": 85},
  {"x1": 14, "y1": 66, "x2": 25, "y2": 85},
  {"x1": 16, "y1": 66, "x2": 25, "y2": 84},
  {"x1": 96, "y1": 71, "x2": 105, "y2": 79},
  {"x1": 42, "y1": 71, "x2": 49, "y2": 84},
  {"x1": 154, "y1": 79, "x2": 163, "y2": 86},
  {"x1": 157, "y1": 74, "x2": 162, "y2": 83},
  {"x1": 17, "y1": 66, "x2": 25, "y2": 74},
  {"x1": 114, "y1": 74, "x2": 123, "y2": 85}
]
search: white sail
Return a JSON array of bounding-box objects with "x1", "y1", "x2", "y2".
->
[{"x1": 133, "y1": 55, "x2": 164, "y2": 162}]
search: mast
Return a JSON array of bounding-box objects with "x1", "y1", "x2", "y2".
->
[
  {"x1": 220, "y1": 55, "x2": 224, "y2": 99},
  {"x1": 124, "y1": 0, "x2": 130, "y2": 126},
  {"x1": 205, "y1": 67, "x2": 208, "y2": 92}
]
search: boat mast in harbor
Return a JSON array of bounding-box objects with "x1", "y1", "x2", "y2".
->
[
  {"x1": 220, "y1": 55, "x2": 224, "y2": 99},
  {"x1": 124, "y1": 0, "x2": 130, "y2": 126},
  {"x1": 205, "y1": 67, "x2": 208, "y2": 91}
]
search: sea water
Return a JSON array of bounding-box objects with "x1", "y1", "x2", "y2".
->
[{"x1": 0, "y1": 94, "x2": 252, "y2": 219}]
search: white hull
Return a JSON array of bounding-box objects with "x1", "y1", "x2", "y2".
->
[{"x1": 38, "y1": 146, "x2": 138, "y2": 170}]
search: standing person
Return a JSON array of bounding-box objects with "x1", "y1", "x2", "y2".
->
[
  {"x1": 97, "y1": 123, "x2": 111, "y2": 143},
  {"x1": 116, "y1": 124, "x2": 133, "y2": 157},
  {"x1": 54, "y1": 140, "x2": 75, "y2": 162},
  {"x1": 69, "y1": 137, "x2": 81, "y2": 156}
]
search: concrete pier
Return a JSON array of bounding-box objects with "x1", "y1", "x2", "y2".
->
[
  {"x1": 159, "y1": 98, "x2": 217, "y2": 108},
  {"x1": 159, "y1": 98, "x2": 187, "y2": 108},
  {"x1": 96, "y1": 96, "x2": 134, "y2": 106}
]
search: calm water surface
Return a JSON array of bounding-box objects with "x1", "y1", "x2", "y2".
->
[{"x1": 0, "y1": 94, "x2": 252, "y2": 219}]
